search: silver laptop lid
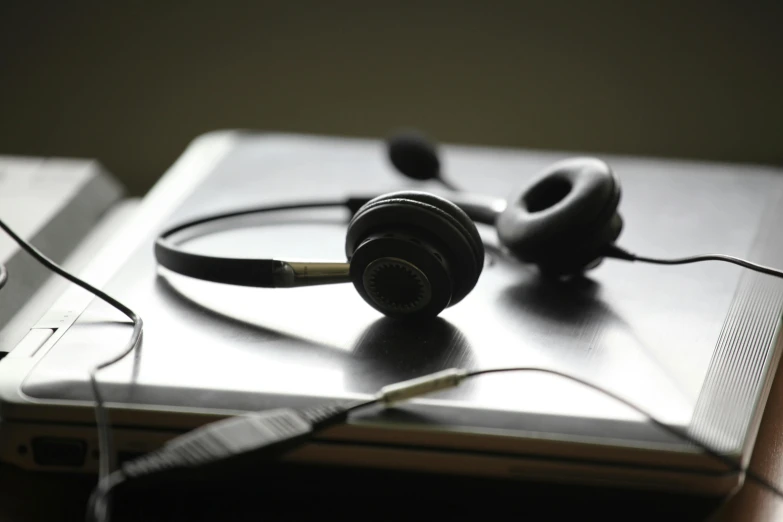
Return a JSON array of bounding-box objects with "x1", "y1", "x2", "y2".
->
[{"x1": 16, "y1": 132, "x2": 783, "y2": 461}]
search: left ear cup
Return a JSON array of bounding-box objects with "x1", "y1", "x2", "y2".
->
[
  {"x1": 346, "y1": 191, "x2": 484, "y2": 318},
  {"x1": 496, "y1": 157, "x2": 623, "y2": 277}
]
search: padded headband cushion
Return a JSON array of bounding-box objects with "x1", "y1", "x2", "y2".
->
[
  {"x1": 346, "y1": 190, "x2": 484, "y2": 304},
  {"x1": 496, "y1": 157, "x2": 621, "y2": 266}
]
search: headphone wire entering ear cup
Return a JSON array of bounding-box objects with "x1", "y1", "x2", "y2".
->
[
  {"x1": 496, "y1": 157, "x2": 622, "y2": 276},
  {"x1": 346, "y1": 191, "x2": 484, "y2": 312}
]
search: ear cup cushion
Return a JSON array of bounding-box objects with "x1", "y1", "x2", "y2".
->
[
  {"x1": 496, "y1": 158, "x2": 621, "y2": 267},
  {"x1": 346, "y1": 191, "x2": 484, "y2": 305}
]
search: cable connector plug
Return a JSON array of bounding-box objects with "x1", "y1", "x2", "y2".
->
[
  {"x1": 377, "y1": 368, "x2": 467, "y2": 404},
  {"x1": 121, "y1": 405, "x2": 346, "y2": 482}
]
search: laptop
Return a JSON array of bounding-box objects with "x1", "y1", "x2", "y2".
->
[{"x1": 1, "y1": 130, "x2": 782, "y2": 496}]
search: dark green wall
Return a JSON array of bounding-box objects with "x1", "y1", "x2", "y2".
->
[{"x1": 2, "y1": 2, "x2": 782, "y2": 195}]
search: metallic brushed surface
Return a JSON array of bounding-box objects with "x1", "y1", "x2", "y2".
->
[
  {"x1": 688, "y1": 189, "x2": 783, "y2": 453},
  {"x1": 16, "y1": 132, "x2": 783, "y2": 462}
]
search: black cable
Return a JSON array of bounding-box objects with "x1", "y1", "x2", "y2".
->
[
  {"x1": 85, "y1": 400, "x2": 373, "y2": 522},
  {"x1": 636, "y1": 254, "x2": 783, "y2": 279},
  {"x1": 464, "y1": 367, "x2": 783, "y2": 498},
  {"x1": 436, "y1": 177, "x2": 461, "y2": 192},
  {"x1": 342, "y1": 397, "x2": 381, "y2": 415},
  {"x1": 83, "y1": 366, "x2": 783, "y2": 520},
  {"x1": 605, "y1": 245, "x2": 783, "y2": 280},
  {"x1": 0, "y1": 219, "x2": 143, "y2": 484}
]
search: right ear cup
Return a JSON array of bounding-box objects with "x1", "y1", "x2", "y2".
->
[
  {"x1": 346, "y1": 191, "x2": 484, "y2": 318},
  {"x1": 496, "y1": 157, "x2": 623, "y2": 277}
]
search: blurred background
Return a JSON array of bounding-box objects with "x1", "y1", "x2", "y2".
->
[{"x1": 1, "y1": 1, "x2": 782, "y2": 196}]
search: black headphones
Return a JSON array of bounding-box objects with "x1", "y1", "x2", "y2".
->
[{"x1": 154, "y1": 130, "x2": 783, "y2": 319}]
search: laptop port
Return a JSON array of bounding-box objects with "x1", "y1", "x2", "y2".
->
[{"x1": 31, "y1": 437, "x2": 86, "y2": 467}]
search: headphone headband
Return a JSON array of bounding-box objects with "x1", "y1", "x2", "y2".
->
[{"x1": 154, "y1": 193, "x2": 505, "y2": 288}]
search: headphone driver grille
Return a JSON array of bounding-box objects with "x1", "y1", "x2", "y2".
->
[{"x1": 362, "y1": 258, "x2": 432, "y2": 315}]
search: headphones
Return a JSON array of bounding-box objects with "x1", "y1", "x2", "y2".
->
[{"x1": 154, "y1": 130, "x2": 783, "y2": 319}]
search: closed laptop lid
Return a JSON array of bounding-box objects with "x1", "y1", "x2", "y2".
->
[{"x1": 16, "y1": 132, "x2": 783, "y2": 464}]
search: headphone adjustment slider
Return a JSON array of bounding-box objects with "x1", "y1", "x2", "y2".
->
[{"x1": 271, "y1": 260, "x2": 352, "y2": 287}]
